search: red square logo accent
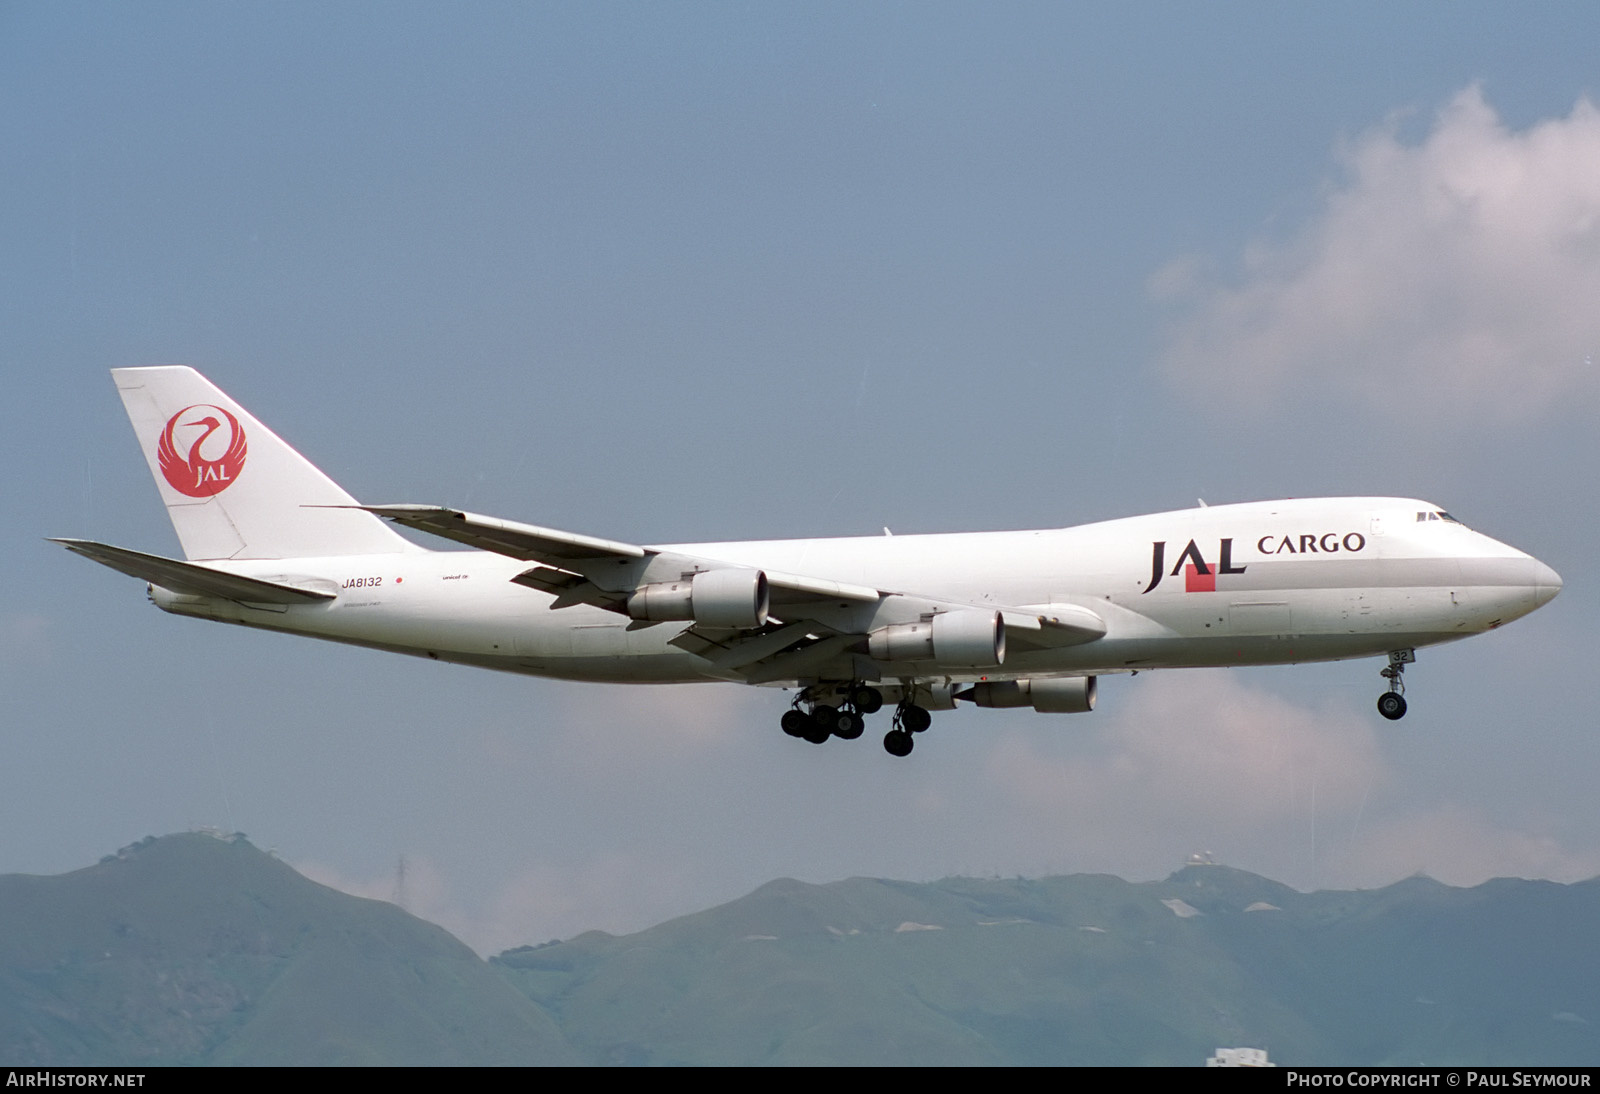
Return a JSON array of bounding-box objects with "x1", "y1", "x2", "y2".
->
[{"x1": 1185, "y1": 563, "x2": 1215, "y2": 592}]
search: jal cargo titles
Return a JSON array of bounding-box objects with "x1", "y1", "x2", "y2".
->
[
  {"x1": 1143, "y1": 532, "x2": 1371, "y2": 593},
  {"x1": 54, "y1": 367, "x2": 1561, "y2": 758}
]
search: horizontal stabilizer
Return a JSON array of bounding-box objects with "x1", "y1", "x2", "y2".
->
[{"x1": 50, "y1": 539, "x2": 336, "y2": 603}]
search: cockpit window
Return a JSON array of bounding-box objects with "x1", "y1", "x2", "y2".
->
[{"x1": 1416, "y1": 510, "x2": 1466, "y2": 526}]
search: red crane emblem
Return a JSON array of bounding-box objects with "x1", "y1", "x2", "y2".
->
[{"x1": 156, "y1": 404, "x2": 248, "y2": 497}]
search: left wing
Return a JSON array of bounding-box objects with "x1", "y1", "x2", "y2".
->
[
  {"x1": 353, "y1": 504, "x2": 1104, "y2": 679},
  {"x1": 351, "y1": 504, "x2": 647, "y2": 563},
  {"x1": 355, "y1": 504, "x2": 882, "y2": 610}
]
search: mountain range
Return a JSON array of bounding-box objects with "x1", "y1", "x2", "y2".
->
[{"x1": 3, "y1": 833, "x2": 1596, "y2": 1065}]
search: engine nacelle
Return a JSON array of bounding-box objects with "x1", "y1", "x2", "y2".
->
[
  {"x1": 963, "y1": 676, "x2": 1097, "y2": 713},
  {"x1": 867, "y1": 610, "x2": 1005, "y2": 667},
  {"x1": 627, "y1": 568, "x2": 769, "y2": 629}
]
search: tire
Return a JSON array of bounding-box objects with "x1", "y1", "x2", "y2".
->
[
  {"x1": 851, "y1": 686, "x2": 884, "y2": 715},
  {"x1": 900, "y1": 703, "x2": 932, "y2": 733},
  {"x1": 1377, "y1": 692, "x2": 1408, "y2": 721},
  {"x1": 781, "y1": 709, "x2": 810, "y2": 738},
  {"x1": 836, "y1": 712, "x2": 865, "y2": 740},
  {"x1": 883, "y1": 729, "x2": 914, "y2": 757}
]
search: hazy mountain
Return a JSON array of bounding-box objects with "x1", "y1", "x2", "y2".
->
[
  {"x1": 495, "y1": 866, "x2": 1600, "y2": 1066},
  {"x1": 0, "y1": 833, "x2": 578, "y2": 1065},
  {"x1": 4, "y1": 834, "x2": 1596, "y2": 1065}
]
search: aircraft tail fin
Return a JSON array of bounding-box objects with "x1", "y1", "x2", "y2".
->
[{"x1": 112, "y1": 366, "x2": 419, "y2": 560}]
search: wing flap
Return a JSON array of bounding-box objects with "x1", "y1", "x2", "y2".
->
[
  {"x1": 740, "y1": 634, "x2": 858, "y2": 684},
  {"x1": 509, "y1": 565, "x2": 587, "y2": 595},
  {"x1": 51, "y1": 539, "x2": 336, "y2": 603},
  {"x1": 669, "y1": 621, "x2": 819, "y2": 671},
  {"x1": 509, "y1": 565, "x2": 626, "y2": 613}
]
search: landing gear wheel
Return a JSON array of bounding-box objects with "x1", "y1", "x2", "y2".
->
[
  {"x1": 1377, "y1": 649, "x2": 1414, "y2": 723},
  {"x1": 836, "y1": 712, "x2": 865, "y2": 740},
  {"x1": 802, "y1": 719, "x2": 832, "y2": 744},
  {"x1": 850, "y1": 686, "x2": 884, "y2": 715},
  {"x1": 781, "y1": 709, "x2": 810, "y2": 738},
  {"x1": 899, "y1": 703, "x2": 931, "y2": 733},
  {"x1": 883, "y1": 729, "x2": 914, "y2": 757},
  {"x1": 812, "y1": 704, "x2": 845, "y2": 732}
]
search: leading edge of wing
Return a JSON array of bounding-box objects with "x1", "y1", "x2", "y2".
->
[
  {"x1": 50, "y1": 539, "x2": 336, "y2": 603},
  {"x1": 350, "y1": 504, "x2": 1103, "y2": 652},
  {"x1": 349, "y1": 504, "x2": 648, "y2": 563},
  {"x1": 350, "y1": 504, "x2": 883, "y2": 604}
]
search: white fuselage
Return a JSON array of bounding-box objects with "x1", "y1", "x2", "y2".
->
[{"x1": 149, "y1": 497, "x2": 1560, "y2": 688}]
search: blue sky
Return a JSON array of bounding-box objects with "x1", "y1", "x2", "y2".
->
[{"x1": 4, "y1": 3, "x2": 1598, "y2": 952}]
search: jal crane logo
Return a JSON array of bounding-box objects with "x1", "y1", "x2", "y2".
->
[{"x1": 156, "y1": 404, "x2": 247, "y2": 497}]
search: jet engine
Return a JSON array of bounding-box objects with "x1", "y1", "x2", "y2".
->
[
  {"x1": 627, "y1": 568, "x2": 769, "y2": 629},
  {"x1": 959, "y1": 676, "x2": 1097, "y2": 713},
  {"x1": 867, "y1": 610, "x2": 1005, "y2": 667}
]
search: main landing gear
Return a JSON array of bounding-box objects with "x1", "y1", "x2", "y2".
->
[
  {"x1": 781, "y1": 684, "x2": 929, "y2": 758},
  {"x1": 882, "y1": 699, "x2": 931, "y2": 757},
  {"x1": 1377, "y1": 649, "x2": 1414, "y2": 720}
]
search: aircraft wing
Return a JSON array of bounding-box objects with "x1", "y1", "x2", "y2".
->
[
  {"x1": 354, "y1": 504, "x2": 647, "y2": 563},
  {"x1": 355, "y1": 504, "x2": 1104, "y2": 679},
  {"x1": 355, "y1": 504, "x2": 883, "y2": 606},
  {"x1": 50, "y1": 539, "x2": 336, "y2": 604}
]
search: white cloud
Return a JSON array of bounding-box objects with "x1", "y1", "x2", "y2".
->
[
  {"x1": 982, "y1": 670, "x2": 1387, "y2": 850},
  {"x1": 296, "y1": 672, "x2": 1600, "y2": 952},
  {"x1": 974, "y1": 671, "x2": 1600, "y2": 893},
  {"x1": 1325, "y1": 805, "x2": 1600, "y2": 889},
  {"x1": 297, "y1": 848, "x2": 724, "y2": 956},
  {"x1": 1156, "y1": 86, "x2": 1600, "y2": 424},
  {"x1": 475, "y1": 851, "x2": 717, "y2": 950},
  {"x1": 454, "y1": 680, "x2": 770, "y2": 788},
  {"x1": 549, "y1": 681, "x2": 767, "y2": 757}
]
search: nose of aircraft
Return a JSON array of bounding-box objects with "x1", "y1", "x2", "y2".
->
[{"x1": 1531, "y1": 558, "x2": 1563, "y2": 608}]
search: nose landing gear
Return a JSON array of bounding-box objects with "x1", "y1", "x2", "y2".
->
[{"x1": 1377, "y1": 649, "x2": 1414, "y2": 720}]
